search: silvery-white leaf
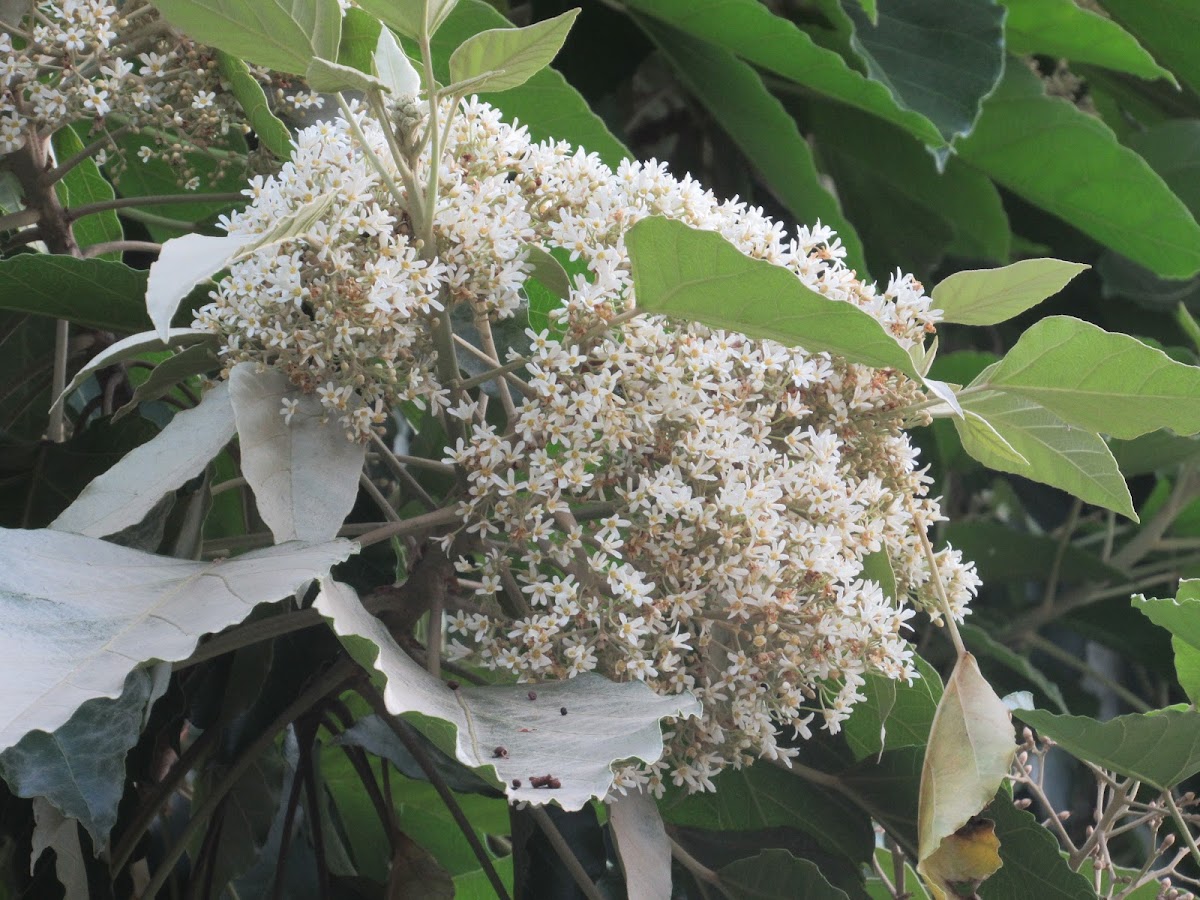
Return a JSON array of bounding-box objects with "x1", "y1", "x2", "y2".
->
[
  {"x1": 315, "y1": 579, "x2": 702, "y2": 811},
  {"x1": 374, "y1": 26, "x2": 421, "y2": 95},
  {"x1": 609, "y1": 789, "x2": 672, "y2": 900},
  {"x1": 31, "y1": 798, "x2": 87, "y2": 900},
  {"x1": 147, "y1": 192, "x2": 340, "y2": 340},
  {"x1": 50, "y1": 328, "x2": 215, "y2": 421},
  {"x1": 0, "y1": 528, "x2": 355, "y2": 751},
  {"x1": 147, "y1": 233, "x2": 251, "y2": 340},
  {"x1": 51, "y1": 383, "x2": 236, "y2": 538},
  {"x1": 229, "y1": 365, "x2": 367, "y2": 543}
]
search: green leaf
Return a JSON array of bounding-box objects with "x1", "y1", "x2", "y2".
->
[
  {"x1": 942, "y1": 521, "x2": 1125, "y2": 585},
  {"x1": 448, "y1": 8, "x2": 578, "y2": 94},
  {"x1": 112, "y1": 342, "x2": 219, "y2": 421},
  {"x1": 1110, "y1": 430, "x2": 1200, "y2": 476},
  {"x1": 980, "y1": 316, "x2": 1200, "y2": 439},
  {"x1": 960, "y1": 623, "x2": 1070, "y2": 714},
  {"x1": 0, "y1": 255, "x2": 151, "y2": 332},
  {"x1": 660, "y1": 763, "x2": 874, "y2": 866},
  {"x1": 522, "y1": 245, "x2": 571, "y2": 301},
  {"x1": 843, "y1": 652, "x2": 943, "y2": 760},
  {"x1": 957, "y1": 65, "x2": 1200, "y2": 279},
  {"x1": 216, "y1": 52, "x2": 292, "y2": 160},
  {"x1": 625, "y1": 217, "x2": 920, "y2": 378},
  {"x1": 861, "y1": 548, "x2": 898, "y2": 601},
  {"x1": 956, "y1": 389, "x2": 1137, "y2": 520},
  {"x1": 639, "y1": 18, "x2": 867, "y2": 275},
  {"x1": 957, "y1": 410, "x2": 1029, "y2": 468},
  {"x1": 917, "y1": 653, "x2": 1015, "y2": 886},
  {"x1": 0, "y1": 668, "x2": 157, "y2": 847},
  {"x1": 718, "y1": 849, "x2": 850, "y2": 899},
  {"x1": 1174, "y1": 637, "x2": 1200, "y2": 705},
  {"x1": 620, "y1": 0, "x2": 943, "y2": 145},
  {"x1": 356, "y1": 0, "x2": 459, "y2": 40},
  {"x1": 110, "y1": 131, "x2": 248, "y2": 242},
  {"x1": 999, "y1": 0, "x2": 1174, "y2": 84},
  {"x1": 978, "y1": 792, "x2": 1097, "y2": 899},
  {"x1": 0, "y1": 417, "x2": 160, "y2": 530},
  {"x1": 333, "y1": 715, "x2": 500, "y2": 796},
  {"x1": 811, "y1": 104, "x2": 1008, "y2": 276},
  {"x1": 932, "y1": 259, "x2": 1090, "y2": 326},
  {"x1": 315, "y1": 579, "x2": 702, "y2": 811},
  {"x1": 304, "y1": 56, "x2": 387, "y2": 92},
  {"x1": 1015, "y1": 706, "x2": 1200, "y2": 790},
  {"x1": 1097, "y1": 0, "x2": 1200, "y2": 96},
  {"x1": 151, "y1": 0, "x2": 342, "y2": 74},
  {"x1": 844, "y1": 0, "x2": 1006, "y2": 146},
  {"x1": 53, "y1": 128, "x2": 121, "y2": 258},
  {"x1": 0, "y1": 312, "x2": 56, "y2": 440},
  {"x1": 427, "y1": 1, "x2": 629, "y2": 166}
]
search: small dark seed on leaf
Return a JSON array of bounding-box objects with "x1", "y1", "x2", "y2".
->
[
  {"x1": 493, "y1": 746, "x2": 508, "y2": 758},
  {"x1": 447, "y1": 680, "x2": 460, "y2": 690},
  {"x1": 528, "y1": 691, "x2": 537, "y2": 701},
  {"x1": 560, "y1": 707, "x2": 567, "y2": 715},
  {"x1": 512, "y1": 779, "x2": 521, "y2": 789}
]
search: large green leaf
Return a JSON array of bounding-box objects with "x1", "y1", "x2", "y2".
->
[
  {"x1": 1132, "y1": 580, "x2": 1200, "y2": 650},
  {"x1": 718, "y1": 850, "x2": 850, "y2": 899},
  {"x1": 0, "y1": 312, "x2": 56, "y2": 440},
  {"x1": 844, "y1": 0, "x2": 1006, "y2": 146},
  {"x1": 811, "y1": 104, "x2": 1008, "y2": 276},
  {"x1": 355, "y1": 0, "x2": 459, "y2": 40},
  {"x1": 53, "y1": 128, "x2": 121, "y2": 258},
  {"x1": 315, "y1": 579, "x2": 702, "y2": 811},
  {"x1": 0, "y1": 668, "x2": 157, "y2": 847},
  {"x1": 0, "y1": 528, "x2": 354, "y2": 751},
  {"x1": 660, "y1": 763, "x2": 874, "y2": 866},
  {"x1": 843, "y1": 653, "x2": 943, "y2": 760},
  {"x1": 216, "y1": 53, "x2": 292, "y2": 160},
  {"x1": 447, "y1": 9, "x2": 578, "y2": 94},
  {"x1": 941, "y1": 521, "x2": 1125, "y2": 584},
  {"x1": 932, "y1": 259, "x2": 1089, "y2": 326},
  {"x1": 625, "y1": 217, "x2": 920, "y2": 378},
  {"x1": 978, "y1": 793, "x2": 1097, "y2": 899},
  {"x1": 1110, "y1": 430, "x2": 1200, "y2": 476},
  {"x1": 957, "y1": 65, "x2": 1200, "y2": 279},
  {"x1": 0, "y1": 255, "x2": 151, "y2": 332},
  {"x1": 1017, "y1": 706, "x2": 1200, "y2": 791},
  {"x1": 428, "y1": 0, "x2": 629, "y2": 166},
  {"x1": 638, "y1": 19, "x2": 868, "y2": 275},
  {"x1": 1000, "y1": 0, "x2": 1173, "y2": 84},
  {"x1": 959, "y1": 624, "x2": 1070, "y2": 714},
  {"x1": 619, "y1": 0, "x2": 943, "y2": 145},
  {"x1": 979, "y1": 316, "x2": 1200, "y2": 439},
  {"x1": 1097, "y1": 0, "x2": 1200, "y2": 96},
  {"x1": 955, "y1": 390, "x2": 1137, "y2": 520},
  {"x1": 151, "y1": 0, "x2": 342, "y2": 74}
]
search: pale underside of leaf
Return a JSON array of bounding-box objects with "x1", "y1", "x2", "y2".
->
[
  {"x1": 609, "y1": 790, "x2": 672, "y2": 900},
  {"x1": 315, "y1": 579, "x2": 702, "y2": 811},
  {"x1": 0, "y1": 529, "x2": 355, "y2": 751},
  {"x1": 51, "y1": 382, "x2": 235, "y2": 538},
  {"x1": 31, "y1": 798, "x2": 87, "y2": 900},
  {"x1": 917, "y1": 653, "x2": 1015, "y2": 884},
  {"x1": 932, "y1": 258, "x2": 1090, "y2": 326},
  {"x1": 229, "y1": 365, "x2": 367, "y2": 544}
]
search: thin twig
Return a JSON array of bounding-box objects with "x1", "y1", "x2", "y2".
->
[
  {"x1": 360, "y1": 471, "x2": 401, "y2": 522},
  {"x1": 141, "y1": 660, "x2": 357, "y2": 900},
  {"x1": 0, "y1": 207, "x2": 40, "y2": 230},
  {"x1": 357, "y1": 506, "x2": 461, "y2": 548},
  {"x1": 42, "y1": 123, "x2": 131, "y2": 184},
  {"x1": 669, "y1": 837, "x2": 732, "y2": 897},
  {"x1": 358, "y1": 684, "x2": 512, "y2": 900},
  {"x1": 369, "y1": 430, "x2": 437, "y2": 510},
  {"x1": 1165, "y1": 791, "x2": 1200, "y2": 873},
  {"x1": 65, "y1": 191, "x2": 244, "y2": 220},
  {"x1": 529, "y1": 805, "x2": 606, "y2": 900},
  {"x1": 48, "y1": 319, "x2": 69, "y2": 442},
  {"x1": 81, "y1": 239, "x2": 162, "y2": 258},
  {"x1": 1023, "y1": 634, "x2": 1151, "y2": 713},
  {"x1": 1042, "y1": 498, "x2": 1082, "y2": 612},
  {"x1": 907, "y1": 499, "x2": 965, "y2": 656}
]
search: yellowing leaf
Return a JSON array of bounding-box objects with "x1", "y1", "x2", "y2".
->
[
  {"x1": 921, "y1": 816, "x2": 1002, "y2": 900},
  {"x1": 917, "y1": 653, "x2": 1015, "y2": 898}
]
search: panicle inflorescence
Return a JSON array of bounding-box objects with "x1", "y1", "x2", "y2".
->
[
  {"x1": 193, "y1": 95, "x2": 980, "y2": 793},
  {"x1": 0, "y1": 1, "x2": 292, "y2": 184}
]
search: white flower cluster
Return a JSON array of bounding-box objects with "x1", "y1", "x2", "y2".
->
[
  {"x1": 195, "y1": 96, "x2": 980, "y2": 792},
  {"x1": 1, "y1": 1, "x2": 262, "y2": 184}
]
